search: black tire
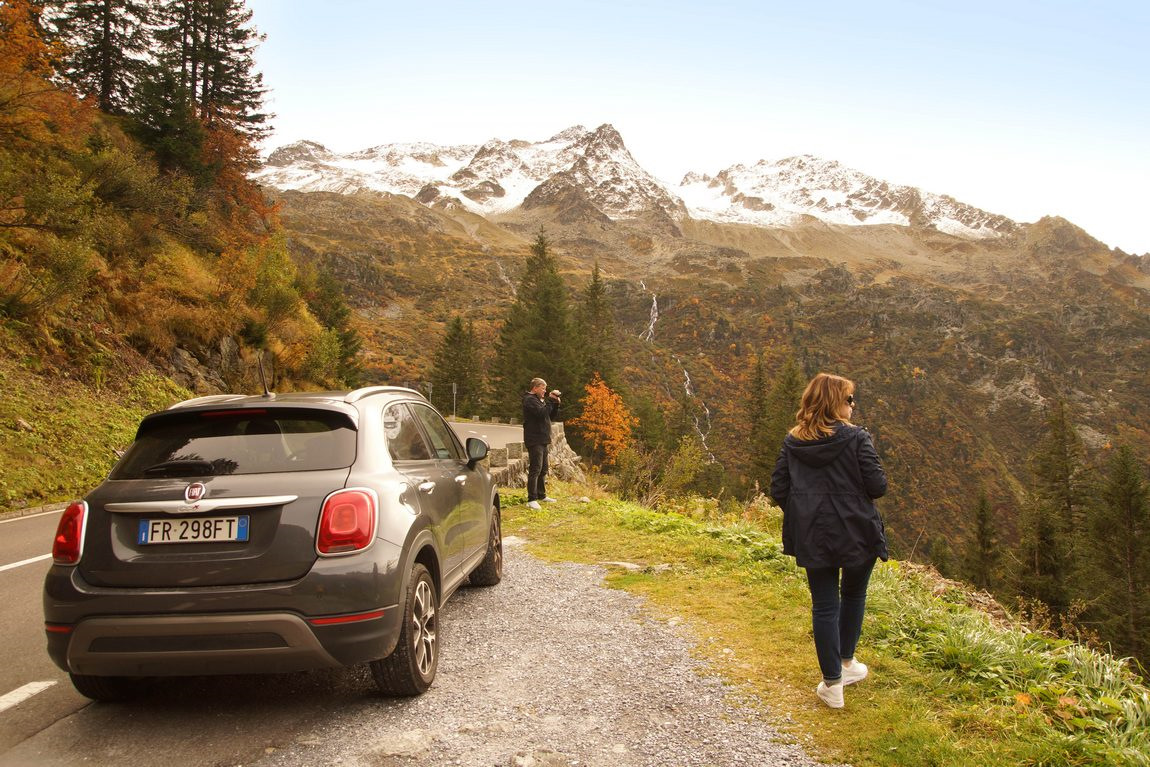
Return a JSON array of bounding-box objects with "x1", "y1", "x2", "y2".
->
[
  {"x1": 69, "y1": 673, "x2": 146, "y2": 702},
  {"x1": 469, "y1": 508, "x2": 502, "y2": 587},
  {"x1": 370, "y1": 562, "x2": 438, "y2": 696}
]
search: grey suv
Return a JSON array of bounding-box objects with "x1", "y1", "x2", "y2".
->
[{"x1": 43, "y1": 386, "x2": 502, "y2": 700}]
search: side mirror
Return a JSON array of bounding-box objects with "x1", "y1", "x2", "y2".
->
[{"x1": 466, "y1": 437, "x2": 489, "y2": 466}]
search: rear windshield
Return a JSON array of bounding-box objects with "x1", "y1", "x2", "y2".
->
[{"x1": 110, "y1": 409, "x2": 357, "y2": 479}]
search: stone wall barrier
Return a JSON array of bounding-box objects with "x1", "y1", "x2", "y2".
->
[{"x1": 488, "y1": 447, "x2": 508, "y2": 468}]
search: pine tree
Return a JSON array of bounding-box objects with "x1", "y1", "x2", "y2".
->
[
  {"x1": 1014, "y1": 491, "x2": 1067, "y2": 611},
  {"x1": 568, "y1": 373, "x2": 637, "y2": 468},
  {"x1": 152, "y1": 0, "x2": 268, "y2": 138},
  {"x1": 1084, "y1": 445, "x2": 1149, "y2": 659},
  {"x1": 491, "y1": 231, "x2": 574, "y2": 418},
  {"x1": 129, "y1": 68, "x2": 207, "y2": 178},
  {"x1": 1031, "y1": 399, "x2": 1088, "y2": 540},
  {"x1": 961, "y1": 492, "x2": 1000, "y2": 590},
  {"x1": 574, "y1": 261, "x2": 619, "y2": 389},
  {"x1": 133, "y1": 0, "x2": 269, "y2": 198},
  {"x1": 45, "y1": 0, "x2": 153, "y2": 114},
  {"x1": 307, "y1": 269, "x2": 363, "y2": 387},
  {"x1": 1024, "y1": 398, "x2": 1088, "y2": 611},
  {"x1": 750, "y1": 356, "x2": 805, "y2": 488},
  {"x1": 746, "y1": 352, "x2": 772, "y2": 490},
  {"x1": 427, "y1": 316, "x2": 483, "y2": 419}
]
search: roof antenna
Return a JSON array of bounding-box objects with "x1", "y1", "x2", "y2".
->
[{"x1": 257, "y1": 352, "x2": 275, "y2": 400}]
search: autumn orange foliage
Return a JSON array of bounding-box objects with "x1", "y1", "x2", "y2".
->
[
  {"x1": 568, "y1": 372, "x2": 638, "y2": 468},
  {"x1": 0, "y1": 0, "x2": 92, "y2": 148}
]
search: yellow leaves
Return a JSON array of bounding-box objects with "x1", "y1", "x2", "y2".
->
[{"x1": 0, "y1": 0, "x2": 92, "y2": 149}]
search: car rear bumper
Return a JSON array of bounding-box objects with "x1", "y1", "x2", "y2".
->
[
  {"x1": 42, "y1": 538, "x2": 409, "y2": 676},
  {"x1": 46, "y1": 607, "x2": 403, "y2": 676}
]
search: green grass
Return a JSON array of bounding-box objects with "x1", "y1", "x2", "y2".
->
[
  {"x1": 0, "y1": 335, "x2": 190, "y2": 509},
  {"x1": 503, "y1": 483, "x2": 1150, "y2": 767}
]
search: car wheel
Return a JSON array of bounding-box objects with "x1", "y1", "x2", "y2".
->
[
  {"x1": 371, "y1": 562, "x2": 438, "y2": 696},
  {"x1": 469, "y1": 508, "x2": 502, "y2": 587},
  {"x1": 69, "y1": 673, "x2": 146, "y2": 702}
]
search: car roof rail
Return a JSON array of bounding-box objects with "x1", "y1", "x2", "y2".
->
[
  {"x1": 168, "y1": 394, "x2": 251, "y2": 410},
  {"x1": 344, "y1": 386, "x2": 422, "y2": 403}
]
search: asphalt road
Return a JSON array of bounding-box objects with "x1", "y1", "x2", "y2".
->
[
  {"x1": 0, "y1": 422, "x2": 524, "y2": 765},
  {"x1": 449, "y1": 420, "x2": 523, "y2": 450},
  {"x1": 0, "y1": 505, "x2": 449, "y2": 765}
]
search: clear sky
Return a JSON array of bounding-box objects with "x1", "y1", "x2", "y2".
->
[{"x1": 246, "y1": 0, "x2": 1149, "y2": 254}]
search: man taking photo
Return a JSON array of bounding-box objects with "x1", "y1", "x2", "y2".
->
[{"x1": 523, "y1": 377, "x2": 560, "y2": 510}]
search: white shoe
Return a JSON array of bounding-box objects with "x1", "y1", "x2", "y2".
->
[
  {"x1": 526, "y1": 500, "x2": 542, "y2": 510},
  {"x1": 541, "y1": 497, "x2": 557, "y2": 503},
  {"x1": 816, "y1": 681, "x2": 844, "y2": 709},
  {"x1": 842, "y1": 659, "x2": 868, "y2": 685}
]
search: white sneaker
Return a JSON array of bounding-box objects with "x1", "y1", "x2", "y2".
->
[
  {"x1": 541, "y1": 497, "x2": 557, "y2": 503},
  {"x1": 816, "y1": 681, "x2": 844, "y2": 709},
  {"x1": 526, "y1": 500, "x2": 542, "y2": 510},
  {"x1": 842, "y1": 659, "x2": 869, "y2": 686}
]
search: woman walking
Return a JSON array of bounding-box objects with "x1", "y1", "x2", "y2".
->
[{"x1": 769, "y1": 373, "x2": 888, "y2": 709}]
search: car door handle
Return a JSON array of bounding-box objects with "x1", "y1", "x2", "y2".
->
[
  {"x1": 418, "y1": 481, "x2": 436, "y2": 494},
  {"x1": 454, "y1": 475, "x2": 468, "y2": 485}
]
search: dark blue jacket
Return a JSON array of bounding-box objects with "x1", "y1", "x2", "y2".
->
[
  {"x1": 522, "y1": 393, "x2": 559, "y2": 447},
  {"x1": 769, "y1": 423, "x2": 888, "y2": 569}
]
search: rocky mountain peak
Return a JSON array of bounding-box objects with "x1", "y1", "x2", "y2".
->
[
  {"x1": 546, "y1": 125, "x2": 591, "y2": 143},
  {"x1": 265, "y1": 140, "x2": 332, "y2": 166},
  {"x1": 678, "y1": 154, "x2": 1018, "y2": 238},
  {"x1": 585, "y1": 123, "x2": 627, "y2": 153}
]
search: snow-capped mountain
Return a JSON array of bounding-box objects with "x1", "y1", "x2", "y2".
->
[
  {"x1": 257, "y1": 125, "x2": 1017, "y2": 238},
  {"x1": 678, "y1": 155, "x2": 1017, "y2": 238},
  {"x1": 257, "y1": 124, "x2": 683, "y2": 222}
]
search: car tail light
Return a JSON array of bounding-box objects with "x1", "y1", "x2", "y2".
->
[
  {"x1": 317, "y1": 489, "x2": 376, "y2": 555},
  {"x1": 52, "y1": 501, "x2": 87, "y2": 565}
]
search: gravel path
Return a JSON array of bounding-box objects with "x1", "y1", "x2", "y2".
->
[{"x1": 257, "y1": 535, "x2": 838, "y2": 767}]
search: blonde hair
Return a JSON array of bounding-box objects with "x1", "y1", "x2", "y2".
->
[{"x1": 789, "y1": 373, "x2": 855, "y2": 441}]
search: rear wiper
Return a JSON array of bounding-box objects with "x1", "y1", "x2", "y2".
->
[{"x1": 141, "y1": 459, "x2": 215, "y2": 477}]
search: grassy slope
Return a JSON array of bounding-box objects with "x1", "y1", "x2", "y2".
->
[
  {"x1": 504, "y1": 482, "x2": 1150, "y2": 767},
  {"x1": 0, "y1": 328, "x2": 190, "y2": 509}
]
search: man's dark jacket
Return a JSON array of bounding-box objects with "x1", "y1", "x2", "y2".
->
[
  {"x1": 522, "y1": 393, "x2": 559, "y2": 447},
  {"x1": 769, "y1": 423, "x2": 888, "y2": 569}
]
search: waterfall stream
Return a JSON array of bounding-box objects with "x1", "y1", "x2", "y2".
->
[
  {"x1": 639, "y1": 281, "x2": 658, "y2": 341},
  {"x1": 674, "y1": 355, "x2": 716, "y2": 463},
  {"x1": 638, "y1": 280, "x2": 717, "y2": 464}
]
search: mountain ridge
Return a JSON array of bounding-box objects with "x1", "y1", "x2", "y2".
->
[{"x1": 256, "y1": 123, "x2": 1046, "y2": 245}]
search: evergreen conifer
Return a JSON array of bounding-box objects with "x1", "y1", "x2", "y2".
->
[
  {"x1": 1085, "y1": 445, "x2": 1148, "y2": 660},
  {"x1": 427, "y1": 316, "x2": 483, "y2": 418},
  {"x1": 45, "y1": 0, "x2": 153, "y2": 114},
  {"x1": 491, "y1": 231, "x2": 574, "y2": 418}
]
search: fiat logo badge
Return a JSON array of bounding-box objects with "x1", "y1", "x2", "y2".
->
[{"x1": 185, "y1": 482, "x2": 207, "y2": 503}]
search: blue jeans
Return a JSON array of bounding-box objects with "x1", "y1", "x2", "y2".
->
[
  {"x1": 526, "y1": 443, "x2": 549, "y2": 501},
  {"x1": 804, "y1": 559, "x2": 876, "y2": 683}
]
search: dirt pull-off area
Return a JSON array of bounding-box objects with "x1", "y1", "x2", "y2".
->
[{"x1": 257, "y1": 536, "x2": 838, "y2": 767}]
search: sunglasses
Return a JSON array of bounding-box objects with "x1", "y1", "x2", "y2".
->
[{"x1": 846, "y1": 395, "x2": 855, "y2": 406}]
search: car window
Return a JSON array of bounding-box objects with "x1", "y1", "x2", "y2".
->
[
  {"x1": 384, "y1": 404, "x2": 432, "y2": 462},
  {"x1": 411, "y1": 404, "x2": 463, "y2": 461},
  {"x1": 110, "y1": 409, "x2": 356, "y2": 478}
]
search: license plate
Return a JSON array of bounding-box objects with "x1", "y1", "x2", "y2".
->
[{"x1": 138, "y1": 516, "x2": 250, "y2": 545}]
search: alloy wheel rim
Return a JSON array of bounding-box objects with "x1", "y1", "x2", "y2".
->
[
  {"x1": 412, "y1": 579, "x2": 437, "y2": 676},
  {"x1": 492, "y1": 516, "x2": 503, "y2": 573}
]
